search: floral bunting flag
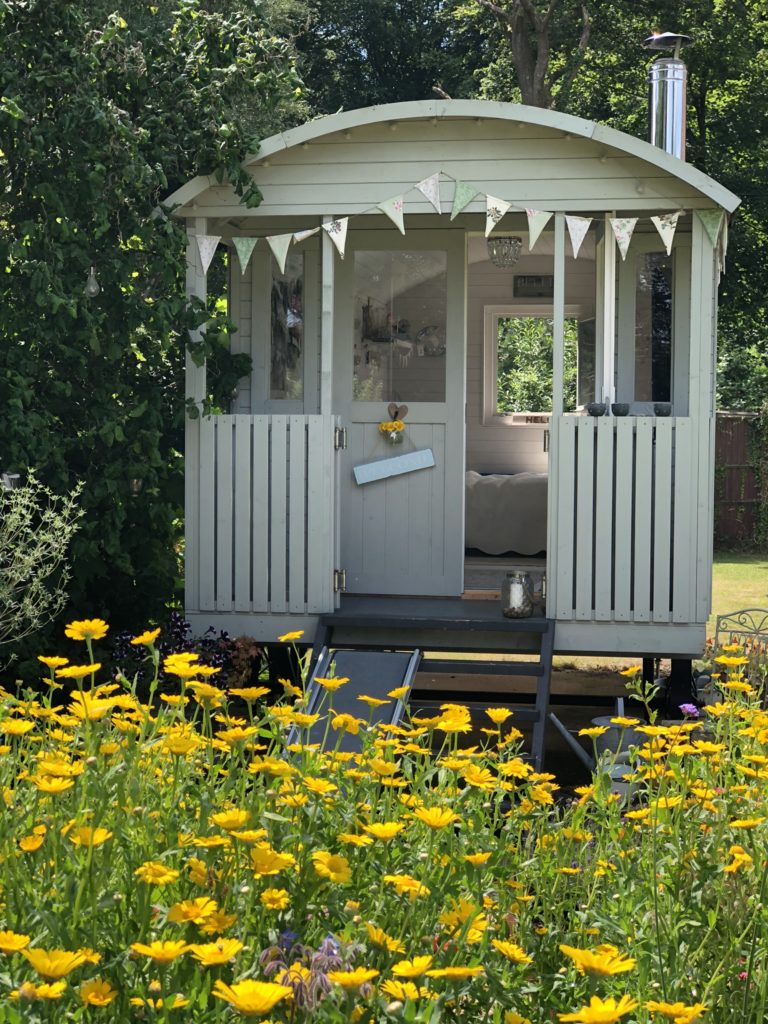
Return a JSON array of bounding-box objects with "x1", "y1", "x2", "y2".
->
[
  {"x1": 294, "y1": 227, "x2": 321, "y2": 242},
  {"x1": 266, "y1": 233, "x2": 293, "y2": 274},
  {"x1": 195, "y1": 234, "x2": 221, "y2": 275},
  {"x1": 415, "y1": 172, "x2": 442, "y2": 214},
  {"x1": 719, "y1": 215, "x2": 728, "y2": 273},
  {"x1": 526, "y1": 209, "x2": 553, "y2": 251},
  {"x1": 485, "y1": 195, "x2": 512, "y2": 237},
  {"x1": 650, "y1": 212, "x2": 680, "y2": 256},
  {"x1": 322, "y1": 218, "x2": 349, "y2": 258},
  {"x1": 696, "y1": 209, "x2": 724, "y2": 249},
  {"x1": 232, "y1": 237, "x2": 258, "y2": 275},
  {"x1": 565, "y1": 215, "x2": 591, "y2": 258},
  {"x1": 451, "y1": 181, "x2": 478, "y2": 220},
  {"x1": 378, "y1": 195, "x2": 405, "y2": 234},
  {"x1": 610, "y1": 217, "x2": 638, "y2": 261}
]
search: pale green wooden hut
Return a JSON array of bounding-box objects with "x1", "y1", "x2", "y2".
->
[{"x1": 167, "y1": 97, "x2": 739, "y2": 678}]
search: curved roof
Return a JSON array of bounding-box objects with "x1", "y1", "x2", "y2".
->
[{"x1": 166, "y1": 99, "x2": 740, "y2": 213}]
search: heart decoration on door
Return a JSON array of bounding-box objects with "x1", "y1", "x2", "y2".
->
[{"x1": 387, "y1": 403, "x2": 408, "y2": 421}]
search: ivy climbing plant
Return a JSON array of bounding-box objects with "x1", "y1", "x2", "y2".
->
[{"x1": 0, "y1": 0, "x2": 302, "y2": 666}]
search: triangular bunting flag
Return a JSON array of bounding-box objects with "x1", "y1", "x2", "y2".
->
[
  {"x1": 232, "y1": 237, "x2": 258, "y2": 276},
  {"x1": 294, "y1": 227, "x2": 321, "y2": 242},
  {"x1": 322, "y1": 218, "x2": 349, "y2": 258},
  {"x1": 565, "y1": 215, "x2": 592, "y2": 259},
  {"x1": 415, "y1": 173, "x2": 441, "y2": 214},
  {"x1": 485, "y1": 195, "x2": 512, "y2": 237},
  {"x1": 650, "y1": 212, "x2": 680, "y2": 256},
  {"x1": 195, "y1": 234, "x2": 221, "y2": 275},
  {"x1": 266, "y1": 233, "x2": 293, "y2": 274},
  {"x1": 526, "y1": 209, "x2": 553, "y2": 251},
  {"x1": 378, "y1": 195, "x2": 405, "y2": 234},
  {"x1": 450, "y1": 181, "x2": 478, "y2": 220},
  {"x1": 696, "y1": 209, "x2": 724, "y2": 248},
  {"x1": 610, "y1": 217, "x2": 638, "y2": 261}
]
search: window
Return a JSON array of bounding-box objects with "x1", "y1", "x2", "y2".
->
[
  {"x1": 271, "y1": 252, "x2": 304, "y2": 401},
  {"x1": 483, "y1": 306, "x2": 580, "y2": 422},
  {"x1": 353, "y1": 250, "x2": 447, "y2": 403},
  {"x1": 634, "y1": 252, "x2": 673, "y2": 402}
]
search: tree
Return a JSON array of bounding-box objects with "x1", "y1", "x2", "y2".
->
[{"x1": 0, "y1": 0, "x2": 302, "y2": 660}]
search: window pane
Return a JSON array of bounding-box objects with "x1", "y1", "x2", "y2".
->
[
  {"x1": 271, "y1": 253, "x2": 304, "y2": 401},
  {"x1": 635, "y1": 252, "x2": 673, "y2": 402},
  {"x1": 354, "y1": 251, "x2": 447, "y2": 403},
  {"x1": 496, "y1": 317, "x2": 578, "y2": 413}
]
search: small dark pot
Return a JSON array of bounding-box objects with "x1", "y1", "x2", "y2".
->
[
  {"x1": 611, "y1": 403, "x2": 630, "y2": 417},
  {"x1": 586, "y1": 403, "x2": 606, "y2": 417},
  {"x1": 654, "y1": 402, "x2": 672, "y2": 417}
]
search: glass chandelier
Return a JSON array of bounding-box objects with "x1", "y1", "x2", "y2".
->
[{"x1": 487, "y1": 236, "x2": 523, "y2": 268}]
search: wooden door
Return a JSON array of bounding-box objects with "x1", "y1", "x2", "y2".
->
[{"x1": 333, "y1": 230, "x2": 466, "y2": 596}]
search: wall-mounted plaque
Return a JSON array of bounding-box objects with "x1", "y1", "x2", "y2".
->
[{"x1": 513, "y1": 274, "x2": 554, "y2": 298}]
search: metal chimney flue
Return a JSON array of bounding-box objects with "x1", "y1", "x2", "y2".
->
[{"x1": 644, "y1": 32, "x2": 691, "y2": 161}]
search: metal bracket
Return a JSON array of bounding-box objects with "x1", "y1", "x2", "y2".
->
[
  {"x1": 333, "y1": 569, "x2": 347, "y2": 593},
  {"x1": 334, "y1": 426, "x2": 348, "y2": 451}
]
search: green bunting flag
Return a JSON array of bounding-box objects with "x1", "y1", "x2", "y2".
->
[
  {"x1": 450, "y1": 181, "x2": 478, "y2": 220},
  {"x1": 232, "y1": 237, "x2": 258, "y2": 275},
  {"x1": 696, "y1": 209, "x2": 724, "y2": 248}
]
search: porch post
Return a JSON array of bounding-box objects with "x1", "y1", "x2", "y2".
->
[
  {"x1": 552, "y1": 212, "x2": 566, "y2": 416},
  {"x1": 601, "y1": 212, "x2": 617, "y2": 406},
  {"x1": 185, "y1": 216, "x2": 208, "y2": 613},
  {"x1": 320, "y1": 216, "x2": 335, "y2": 415}
]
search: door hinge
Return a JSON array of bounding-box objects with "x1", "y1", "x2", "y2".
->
[
  {"x1": 333, "y1": 569, "x2": 347, "y2": 593},
  {"x1": 334, "y1": 426, "x2": 348, "y2": 451},
  {"x1": 543, "y1": 429, "x2": 550, "y2": 453}
]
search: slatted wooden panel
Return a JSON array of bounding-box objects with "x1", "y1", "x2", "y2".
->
[
  {"x1": 191, "y1": 414, "x2": 336, "y2": 613},
  {"x1": 550, "y1": 416, "x2": 698, "y2": 623}
]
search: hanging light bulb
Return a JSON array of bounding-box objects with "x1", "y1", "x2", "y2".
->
[{"x1": 84, "y1": 266, "x2": 100, "y2": 298}]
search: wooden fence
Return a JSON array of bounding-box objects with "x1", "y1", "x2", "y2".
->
[
  {"x1": 190, "y1": 414, "x2": 336, "y2": 614},
  {"x1": 714, "y1": 412, "x2": 760, "y2": 546},
  {"x1": 550, "y1": 416, "x2": 697, "y2": 623}
]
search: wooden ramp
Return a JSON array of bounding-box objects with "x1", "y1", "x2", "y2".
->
[
  {"x1": 294, "y1": 647, "x2": 422, "y2": 752},
  {"x1": 314, "y1": 599, "x2": 556, "y2": 770}
]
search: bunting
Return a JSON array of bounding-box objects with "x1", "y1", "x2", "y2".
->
[
  {"x1": 189, "y1": 169, "x2": 726, "y2": 277},
  {"x1": 451, "y1": 181, "x2": 478, "y2": 220},
  {"x1": 195, "y1": 235, "x2": 221, "y2": 275},
  {"x1": 526, "y1": 209, "x2": 553, "y2": 251},
  {"x1": 416, "y1": 173, "x2": 442, "y2": 214},
  {"x1": 485, "y1": 196, "x2": 512, "y2": 237},
  {"x1": 565, "y1": 216, "x2": 592, "y2": 259},
  {"x1": 696, "y1": 209, "x2": 724, "y2": 249},
  {"x1": 378, "y1": 195, "x2": 405, "y2": 235},
  {"x1": 610, "y1": 217, "x2": 638, "y2": 261},
  {"x1": 232, "y1": 236, "x2": 258, "y2": 275},
  {"x1": 651, "y1": 212, "x2": 680, "y2": 256},
  {"x1": 322, "y1": 218, "x2": 349, "y2": 258},
  {"x1": 266, "y1": 234, "x2": 293, "y2": 274}
]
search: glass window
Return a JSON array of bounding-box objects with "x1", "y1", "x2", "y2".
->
[
  {"x1": 635, "y1": 252, "x2": 673, "y2": 402},
  {"x1": 271, "y1": 253, "x2": 304, "y2": 401},
  {"x1": 488, "y1": 313, "x2": 578, "y2": 415},
  {"x1": 353, "y1": 251, "x2": 447, "y2": 403}
]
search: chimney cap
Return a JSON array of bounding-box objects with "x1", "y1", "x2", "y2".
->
[{"x1": 644, "y1": 32, "x2": 691, "y2": 53}]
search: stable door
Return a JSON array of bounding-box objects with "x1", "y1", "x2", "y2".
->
[{"x1": 334, "y1": 230, "x2": 466, "y2": 596}]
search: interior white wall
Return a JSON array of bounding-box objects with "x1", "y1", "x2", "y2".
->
[{"x1": 465, "y1": 233, "x2": 595, "y2": 474}]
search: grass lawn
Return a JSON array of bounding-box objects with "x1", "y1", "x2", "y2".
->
[{"x1": 709, "y1": 550, "x2": 768, "y2": 633}]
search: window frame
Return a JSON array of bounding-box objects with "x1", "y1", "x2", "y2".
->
[{"x1": 482, "y1": 303, "x2": 584, "y2": 425}]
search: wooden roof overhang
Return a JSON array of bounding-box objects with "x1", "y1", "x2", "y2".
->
[{"x1": 165, "y1": 99, "x2": 741, "y2": 219}]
